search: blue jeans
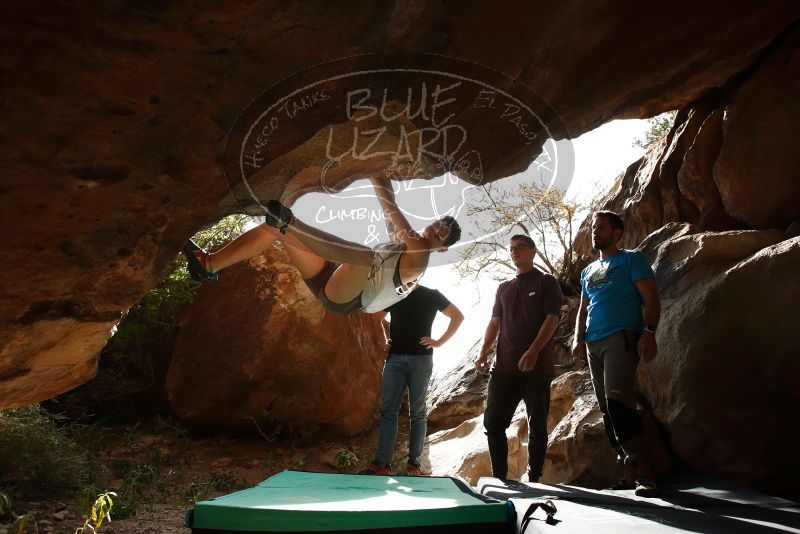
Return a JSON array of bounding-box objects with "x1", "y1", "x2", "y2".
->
[{"x1": 374, "y1": 353, "x2": 434, "y2": 466}]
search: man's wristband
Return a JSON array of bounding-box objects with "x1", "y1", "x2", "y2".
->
[{"x1": 644, "y1": 325, "x2": 657, "y2": 334}]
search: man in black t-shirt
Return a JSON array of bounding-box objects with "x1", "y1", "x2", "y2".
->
[
  {"x1": 361, "y1": 285, "x2": 464, "y2": 476},
  {"x1": 475, "y1": 235, "x2": 563, "y2": 482}
]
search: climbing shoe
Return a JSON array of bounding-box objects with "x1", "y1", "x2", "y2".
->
[
  {"x1": 265, "y1": 200, "x2": 293, "y2": 234},
  {"x1": 182, "y1": 239, "x2": 218, "y2": 282}
]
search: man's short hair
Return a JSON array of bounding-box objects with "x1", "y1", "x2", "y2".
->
[
  {"x1": 441, "y1": 216, "x2": 461, "y2": 247},
  {"x1": 594, "y1": 211, "x2": 624, "y2": 232},
  {"x1": 510, "y1": 234, "x2": 536, "y2": 249}
]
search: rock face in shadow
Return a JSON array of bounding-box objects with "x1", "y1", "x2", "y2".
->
[
  {"x1": 636, "y1": 225, "x2": 800, "y2": 494},
  {"x1": 165, "y1": 247, "x2": 384, "y2": 436},
  {"x1": 429, "y1": 228, "x2": 800, "y2": 495},
  {"x1": 713, "y1": 25, "x2": 800, "y2": 229},
  {"x1": 573, "y1": 23, "x2": 800, "y2": 268},
  {"x1": 570, "y1": 222, "x2": 798, "y2": 494},
  {"x1": 3, "y1": 1, "x2": 799, "y2": 407},
  {"x1": 561, "y1": 29, "x2": 800, "y2": 497}
]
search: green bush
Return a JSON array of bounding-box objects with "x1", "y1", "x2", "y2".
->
[
  {"x1": 633, "y1": 110, "x2": 678, "y2": 148},
  {"x1": 334, "y1": 449, "x2": 358, "y2": 473},
  {"x1": 183, "y1": 470, "x2": 241, "y2": 504},
  {"x1": 0, "y1": 405, "x2": 94, "y2": 495}
]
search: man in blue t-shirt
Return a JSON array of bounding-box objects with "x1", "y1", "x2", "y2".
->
[
  {"x1": 572, "y1": 211, "x2": 662, "y2": 497},
  {"x1": 361, "y1": 285, "x2": 464, "y2": 476}
]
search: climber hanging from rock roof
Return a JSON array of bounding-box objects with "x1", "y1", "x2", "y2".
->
[{"x1": 182, "y1": 173, "x2": 461, "y2": 314}]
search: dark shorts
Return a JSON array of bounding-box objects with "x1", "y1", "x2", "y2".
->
[{"x1": 302, "y1": 261, "x2": 362, "y2": 314}]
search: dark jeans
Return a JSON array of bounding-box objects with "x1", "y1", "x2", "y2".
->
[{"x1": 483, "y1": 372, "x2": 553, "y2": 480}]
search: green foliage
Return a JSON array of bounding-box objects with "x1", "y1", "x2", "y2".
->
[
  {"x1": 113, "y1": 448, "x2": 166, "y2": 517},
  {"x1": 49, "y1": 215, "x2": 253, "y2": 422},
  {"x1": 633, "y1": 110, "x2": 677, "y2": 148},
  {"x1": 107, "y1": 432, "x2": 198, "y2": 517},
  {"x1": 122, "y1": 424, "x2": 141, "y2": 455},
  {"x1": 123, "y1": 464, "x2": 158, "y2": 497},
  {"x1": 333, "y1": 449, "x2": 358, "y2": 473},
  {"x1": 192, "y1": 215, "x2": 252, "y2": 251},
  {"x1": 154, "y1": 415, "x2": 189, "y2": 440},
  {"x1": 0, "y1": 405, "x2": 95, "y2": 495},
  {"x1": 182, "y1": 471, "x2": 241, "y2": 504}
]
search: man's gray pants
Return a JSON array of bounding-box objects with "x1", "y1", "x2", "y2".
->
[{"x1": 586, "y1": 331, "x2": 648, "y2": 464}]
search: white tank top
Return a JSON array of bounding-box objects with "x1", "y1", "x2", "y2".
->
[{"x1": 360, "y1": 242, "x2": 418, "y2": 313}]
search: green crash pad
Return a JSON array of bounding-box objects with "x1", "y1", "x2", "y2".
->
[{"x1": 187, "y1": 470, "x2": 514, "y2": 533}]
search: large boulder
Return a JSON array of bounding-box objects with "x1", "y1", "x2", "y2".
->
[
  {"x1": 542, "y1": 371, "x2": 617, "y2": 487},
  {"x1": 427, "y1": 339, "x2": 489, "y2": 432},
  {"x1": 573, "y1": 23, "x2": 800, "y2": 272},
  {"x1": 426, "y1": 405, "x2": 528, "y2": 485},
  {"x1": 637, "y1": 226, "x2": 800, "y2": 494},
  {"x1": 427, "y1": 367, "x2": 673, "y2": 488},
  {"x1": 165, "y1": 247, "x2": 384, "y2": 436},
  {"x1": 713, "y1": 25, "x2": 800, "y2": 229},
  {"x1": 543, "y1": 370, "x2": 673, "y2": 487},
  {"x1": 3, "y1": 1, "x2": 799, "y2": 407}
]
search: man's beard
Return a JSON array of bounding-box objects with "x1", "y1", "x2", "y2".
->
[{"x1": 592, "y1": 237, "x2": 610, "y2": 251}]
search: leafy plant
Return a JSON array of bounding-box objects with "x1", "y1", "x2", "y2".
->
[
  {"x1": 154, "y1": 415, "x2": 188, "y2": 440},
  {"x1": 633, "y1": 110, "x2": 677, "y2": 148},
  {"x1": 0, "y1": 491, "x2": 12, "y2": 517},
  {"x1": 0, "y1": 405, "x2": 93, "y2": 495},
  {"x1": 334, "y1": 449, "x2": 358, "y2": 473},
  {"x1": 123, "y1": 464, "x2": 158, "y2": 497},
  {"x1": 75, "y1": 491, "x2": 116, "y2": 534},
  {"x1": 182, "y1": 471, "x2": 241, "y2": 504},
  {"x1": 122, "y1": 424, "x2": 141, "y2": 455},
  {"x1": 10, "y1": 512, "x2": 37, "y2": 534}
]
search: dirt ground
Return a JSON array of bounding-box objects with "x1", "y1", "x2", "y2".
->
[{"x1": 0, "y1": 418, "x2": 412, "y2": 534}]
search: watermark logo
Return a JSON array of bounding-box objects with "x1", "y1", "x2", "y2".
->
[{"x1": 224, "y1": 54, "x2": 574, "y2": 266}]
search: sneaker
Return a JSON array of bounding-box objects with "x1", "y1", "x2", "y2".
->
[
  {"x1": 634, "y1": 478, "x2": 661, "y2": 498},
  {"x1": 405, "y1": 462, "x2": 421, "y2": 476},
  {"x1": 265, "y1": 200, "x2": 293, "y2": 233},
  {"x1": 359, "y1": 462, "x2": 390, "y2": 476}
]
